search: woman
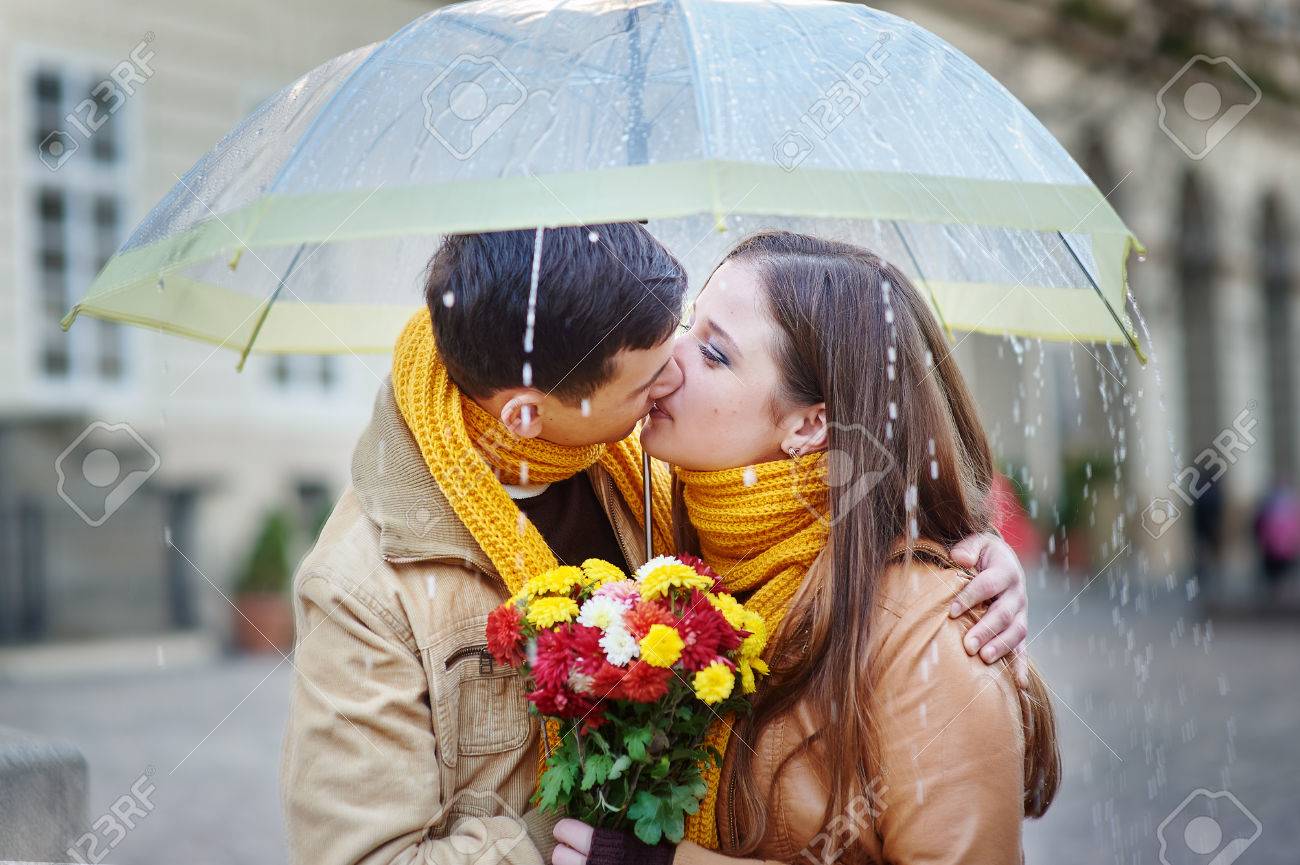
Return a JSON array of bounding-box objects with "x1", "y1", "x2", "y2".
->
[{"x1": 553, "y1": 231, "x2": 1059, "y2": 864}]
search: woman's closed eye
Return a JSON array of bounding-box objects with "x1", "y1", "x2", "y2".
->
[{"x1": 697, "y1": 339, "x2": 730, "y2": 368}]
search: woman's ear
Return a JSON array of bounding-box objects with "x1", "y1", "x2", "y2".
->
[
  {"x1": 499, "y1": 392, "x2": 545, "y2": 439},
  {"x1": 779, "y1": 403, "x2": 828, "y2": 456}
]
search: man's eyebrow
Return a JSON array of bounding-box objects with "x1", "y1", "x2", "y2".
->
[{"x1": 633, "y1": 357, "x2": 672, "y2": 395}]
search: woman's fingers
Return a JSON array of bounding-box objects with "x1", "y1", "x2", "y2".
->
[
  {"x1": 950, "y1": 560, "x2": 1015, "y2": 617},
  {"x1": 950, "y1": 533, "x2": 1025, "y2": 617},
  {"x1": 552, "y1": 844, "x2": 587, "y2": 865},
  {"x1": 962, "y1": 589, "x2": 1025, "y2": 656},
  {"x1": 979, "y1": 611, "x2": 1028, "y2": 664},
  {"x1": 553, "y1": 819, "x2": 595, "y2": 856}
]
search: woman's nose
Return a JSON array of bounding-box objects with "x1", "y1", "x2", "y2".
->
[{"x1": 648, "y1": 354, "x2": 684, "y2": 400}]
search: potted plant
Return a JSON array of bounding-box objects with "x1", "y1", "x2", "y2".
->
[{"x1": 232, "y1": 510, "x2": 295, "y2": 654}]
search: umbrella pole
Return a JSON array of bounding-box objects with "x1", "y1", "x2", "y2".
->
[{"x1": 642, "y1": 448, "x2": 654, "y2": 560}]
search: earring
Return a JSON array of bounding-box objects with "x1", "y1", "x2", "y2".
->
[{"x1": 787, "y1": 446, "x2": 801, "y2": 458}]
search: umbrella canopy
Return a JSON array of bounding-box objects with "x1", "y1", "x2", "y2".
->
[{"x1": 63, "y1": 0, "x2": 1144, "y2": 363}]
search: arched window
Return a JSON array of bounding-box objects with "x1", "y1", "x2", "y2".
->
[{"x1": 1260, "y1": 192, "x2": 1296, "y2": 482}]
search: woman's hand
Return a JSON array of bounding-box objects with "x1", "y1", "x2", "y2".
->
[
  {"x1": 949, "y1": 532, "x2": 1029, "y2": 683},
  {"x1": 552, "y1": 818, "x2": 594, "y2": 865},
  {"x1": 552, "y1": 818, "x2": 676, "y2": 865}
]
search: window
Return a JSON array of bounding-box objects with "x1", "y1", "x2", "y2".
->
[{"x1": 27, "y1": 64, "x2": 132, "y2": 382}]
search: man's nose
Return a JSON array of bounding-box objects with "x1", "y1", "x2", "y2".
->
[{"x1": 648, "y1": 354, "x2": 684, "y2": 400}]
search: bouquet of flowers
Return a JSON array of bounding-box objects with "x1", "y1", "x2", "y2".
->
[{"x1": 485, "y1": 555, "x2": 769, "y2": 845}]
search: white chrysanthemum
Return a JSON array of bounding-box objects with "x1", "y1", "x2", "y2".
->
[
  {"x1": 577, "y1": 594, "x2": 630, "y2": 631},
  {"x1": 634, "y1": 555, "x2": 681, "y2": 582},
  {"x1": 599, "y1": 621, "x2": 640, "y2": 666}
]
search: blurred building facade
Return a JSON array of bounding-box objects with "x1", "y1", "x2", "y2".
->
[
  {"x1": 1, "y1": 0, "x2": 1296, "y2": 649},
  {"x1": 0, "y1": 0, "x2": 438, "y2": 645},
  {"x1": 897, "y1": 0, "x2": 1300, "y2": 596}
]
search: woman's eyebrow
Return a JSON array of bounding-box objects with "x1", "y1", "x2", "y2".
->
[{"x1": 705, "y1": 318, "x2": 741, "y2": 356}]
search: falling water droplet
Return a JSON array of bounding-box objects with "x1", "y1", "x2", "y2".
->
[
  {"x1": 888, "y1": 401, "x2": 897, "y2": 419},
  {"x1": 588, "y1": 230, "x2": 600, "y2": 243},
  {"x1": 887, "y1": 346, "x2": 896, "y2": 363},
  {"x1": 924, "y1": 350, "x2": 933, "y2": 368},
  {"x1": 580, "y1": 398, "x2": 591, "y2": 416},
  {"x1": 885, "y1": 309, "x2": 895, "y2": 324},
  {"x1": 163, "y1": 525, "x2": 172, "y2": 546},
  {"x1": 517, "y1": 511, "x2": 527, "y2": 536},
  {"x1": 522, "y1": 362, "x2": 533, "y2": 386},
  {"x1": 885, "y1": 421, "x2": 893, "y2": 439},
  {"x1": 930, "y1": 459, "x2": 939, "y2": 479},
  {"x1": 426, "y1": 575, "x2": 437, "y2": 598},
  {"x1": 742, "y1": 466, "x2": 758, "y2": 486},
  {"x1": 887, "y1": 363, "x2": 896, "y2": 381},
  {"x1": 523, "y1": 226, "x2": 544, "y2": 359},
  {"x1": 156, "y1": 644, "x2": 165, "y2": 667},
  {"x1": 442, "y1": 290, "x2": 455, "y2": 308},
  {"x1": 927, "y1": 438, "x2": 936, "y2": 456},
  {"x1": 519, "y1": 460, "x2": 530, "y2": 485}
]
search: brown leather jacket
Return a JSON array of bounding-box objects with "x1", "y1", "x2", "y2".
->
[
  {"x1": 673, "y1": 541, "x2": 1028, "y2": 865},
  {"x1": 279, "y1": 380, "x2": 648, "y2": 865}
]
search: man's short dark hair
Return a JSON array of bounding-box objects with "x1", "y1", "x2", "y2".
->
[{"x1": 424, "y1": 223, "x2": 686, "y2": 403}]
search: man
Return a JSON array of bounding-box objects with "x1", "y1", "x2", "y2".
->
[{"x1": 280, "y1": 223, "x2": 1028, "y2": 865}]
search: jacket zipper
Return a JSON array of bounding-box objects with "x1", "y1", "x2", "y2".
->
[
  {"x1": 727, "y1": 766, "x2": 739, "y2": 849},
  {"x1": 605, "y1": 475, "x2": 637, "y2": 568},
  {"x1": 445, "y1": 643, "x2": 494, "y2": 675}
]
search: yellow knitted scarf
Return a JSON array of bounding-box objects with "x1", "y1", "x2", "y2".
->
[
  {"x1": 677, "y1": 454, "x2": 831, "y2": 848},
  {"x1": 390, "y1": 309, "x2": 674, "y2": 769}
]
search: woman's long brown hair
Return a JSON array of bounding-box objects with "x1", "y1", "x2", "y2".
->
[{"x1": 673, "y1": 230, "x2": 1060, "y2": 854}]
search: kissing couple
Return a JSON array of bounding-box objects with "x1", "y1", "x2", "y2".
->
[{"x1": 280, "y1": 223, "x2": 1058, "y2": 865}]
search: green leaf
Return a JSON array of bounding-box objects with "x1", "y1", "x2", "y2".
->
[
  {"x1": 628, "y1": 791, "x2": 664, "y2": 846},
  {"x1": 608, "y1": 754, "x2": 632, "y2": 781},
  {"x1": 625, "y1": 726, "x2": 653, "y2": 762},
  {"x1": 650, "y1": 755, "x2": 671, "y2": 780},
  {"x1": 581, "y1": 753, "x2": 614, "y2": 791}
]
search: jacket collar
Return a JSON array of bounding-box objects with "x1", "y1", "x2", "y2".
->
[{"x1": 351, "y1": 378, "x2": 495, "y2": 571}]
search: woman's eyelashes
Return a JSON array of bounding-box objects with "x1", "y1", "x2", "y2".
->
[{"x1": 697, "y1": 339, "x2": 730, "y2": 368}]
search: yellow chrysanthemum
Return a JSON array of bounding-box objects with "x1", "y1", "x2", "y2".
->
[
  {"x1": 525, "y1": 596, "x2": 579, "y2": 628},
  {"x1": 737, "y1": 657, "x2": 769, "y2": 694},
  {"x1": 639, "y1": 623, "x2": 685, "y2": 667},
  {"x1": 638, "y1": 562, "x2": 713, "y2": 600},
  {"x1": 707, "y1": 592, "x2": 747, "y2": 630},
  {"x1": 523, "y1": 566, "x2": 585, "y2": 599},
  {"x1": 738, "y1": 611, "x2": 768, "y2": 661},
  {"x1": 580, "y1": 558, "x2": 626, "y2": 588},
  {"x1": 693, "y1": 661, "x2": 736, "y2": 705}
]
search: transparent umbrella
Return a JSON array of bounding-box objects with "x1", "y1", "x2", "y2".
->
[{"x1": 63, "y1": 0, "x2": 1145, "y2": 365}]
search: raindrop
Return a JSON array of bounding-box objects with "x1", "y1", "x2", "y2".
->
[
  {"x1": 927, "y1": 438, "x2": 936, "y2": 456},
  {"x1": 930, "y1": 459, "x2": 939, "y2": 479},
  {"x1": 523, "y1": 226, "x2": 544, "y2": 359},
  {"x1": 588, "y1": 230, "x2": 600, "y2": 243},
  {"x1": 580, "y1": 398, "x2": 591, "y2": 417},
  {"x1": 924, "y1": 350, "x2": 933, "y2": 368},
  {"x1": 163, "y1": 525, "x2": 172, "y2": 547},
  {"x1": 442, "y1": 290, "x2": 456, "y2": 308},
  {"x1": 742, "y1": 466, "x2": 758, "y2": 487},
  {"x1": 887, "y1": 363, "x2": 895, "y2": 381},
  {"x1": 156, "y1": 644, "x2": 165, "y2": 667},
  {"x1": 519, "y1": 460, "x2": 530, "y2": 485},
  {"x1": 885, "y1": 421, "x2": 893, "y2": 439},
  {"x1": 522, "y1": 362, "x2": 533, "y2": 387},
  {"x1": 887, "y1": 346, "x2": 896, "y2": 363},
  {"x1": 426, "y1": 575, "x2": 437, "y2": 598},
  {"x1": 885, "y1": 309, "x2": 894, "y2": 324},
  {"x1": 888, "y1": 401, "x2": 897, "y2": 420},
  {"x1": 905, "y1": 484, "x2": 918, "y2": 509},
  {"x1": 517, "y1": 511, "x2": 527, "y2": 536}
]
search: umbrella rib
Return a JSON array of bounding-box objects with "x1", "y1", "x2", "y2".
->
[
  {"x1": 236, "y1": 243, "x2": 307, "y2": 372},
  {"x1": 1056, "y1": 231, "x2": 1146, "y2": 363},
  {"x1": 890, "y1": 220, "x2": 955, "y2": 341}
]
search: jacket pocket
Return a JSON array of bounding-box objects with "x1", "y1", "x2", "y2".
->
[{"x1": 425, "y1": 614, "x2": 530, "y2": 768}]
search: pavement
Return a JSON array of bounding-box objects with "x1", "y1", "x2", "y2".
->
[{"x1": 0, "y1": 571, "x2": 1295, "y2": 865}]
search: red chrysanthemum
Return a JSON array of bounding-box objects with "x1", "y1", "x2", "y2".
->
[
  {"x1": 620, "y1": 660, "x2": 672, "y2": 703},
  {"x1": 678, "y1": 554, "x2": 723, "y2": 592},
  {"x1": 677, "y1": 592, "x2": 744, "y2": 672},
  {"x1": 486, "y1": 604, "x2": 525, "y2": 667},
  {"x1": 588, "y1": 661, "x2": 629, "y2": 701},
  {"x1": 624, "y1": 599, "x2": 678, "y2": 639},
  {"x1": 530, "y1": 623, "x2": 606, "y2": 693}
]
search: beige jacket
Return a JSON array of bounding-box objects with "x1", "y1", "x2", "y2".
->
[
  {"x1": 279, "y1": 380, "x2": 649, "y2": 865},
  {"x1": 674, "y1": 540, "x2": 1028, "y2": 865}
]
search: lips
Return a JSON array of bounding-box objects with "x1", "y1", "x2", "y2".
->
[{"x1": 649, "y1": 400, "x2": 672, "y2": 421}]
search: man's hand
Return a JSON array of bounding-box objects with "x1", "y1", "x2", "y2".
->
[{"x1": 949, "y1": 532, "x2": 1028, "y2": 684}]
